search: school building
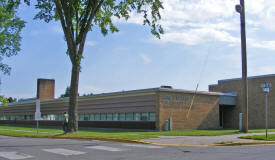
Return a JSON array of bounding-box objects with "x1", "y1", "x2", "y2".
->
[{"x1": 0, "y1": 74, "x2": 274, "y2": 130}]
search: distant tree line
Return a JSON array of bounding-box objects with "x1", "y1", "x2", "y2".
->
[
  {"x1": 0, "y1": 96, "x2": 17, "y2": 106},
  {"x1": 60, "y1": 86, "x2": 92, "y2": 98}
]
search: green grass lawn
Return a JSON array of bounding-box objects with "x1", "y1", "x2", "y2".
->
[
  {"x1": 1, "y1": 125, "x2": 275, "y2": 141},
  {"x1": 240, "y1": 134, "x2": 275, "y2": 141}
]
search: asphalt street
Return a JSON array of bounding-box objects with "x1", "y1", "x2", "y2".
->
[{"x1": 1, "y1": 135, "x2": 275, "y2": 160}]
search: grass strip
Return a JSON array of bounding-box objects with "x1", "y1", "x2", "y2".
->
[
  {"x1": 1, "y1": 125, "x2": 275, "y2": 141},
  {"x1": 240, "y1": 134, "x2": 275, "y2": 141}
]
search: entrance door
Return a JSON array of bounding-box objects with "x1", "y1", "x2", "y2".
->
[{"x1": 219, "y1": 106, "x2": 223, "y2": 128}]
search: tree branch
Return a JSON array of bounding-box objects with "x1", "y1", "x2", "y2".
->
[
  {"x1": 53, "y1": 0, "x2": 74, "y2": 62},
  {"x1": 76, "y1": 5, "x2": 79, "y2": 47},
  {"x1": 78, "y1": 0, "x2": 104, "y2": 56},
  {"x1": 77, "y1": 0, "x2": 94, "y2": 44},
  {"x1": 60, "y1": 0, "x2": 75, "y2": 45}
]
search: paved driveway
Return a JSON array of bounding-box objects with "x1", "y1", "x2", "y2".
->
[{"x1": 1, "y1": 135, "x2": 275, "y2": 160}]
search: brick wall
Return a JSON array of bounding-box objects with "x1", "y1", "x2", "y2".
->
[
  {"x1": 209, "y1": 75, "x2": 275, "y2": 129},
  {"x1": 156, "y1": 91, "x2": 220, "y2": 130},
  {"x1": 37, "y1": 79, "x2": 55, "y2": 100}
]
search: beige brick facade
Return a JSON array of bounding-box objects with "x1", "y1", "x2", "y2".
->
[
  {"x1": 156, "y1": 90, "x2": 220, "y2": 130},
  {"x1": 209, "y1": 74, "x2": 275, "y2": 129},
  {"x1": 37, "y1": 79, "x2": 55, "y2": 100}
]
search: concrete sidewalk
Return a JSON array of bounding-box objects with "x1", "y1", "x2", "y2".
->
[{"x1": 141, "y1": 132, "x2": 275, "y2": 146}]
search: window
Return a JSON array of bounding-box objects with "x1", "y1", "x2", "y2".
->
[
  {"x1": 16, "y1": 115, "x2": 23, "y2": 120},
  {"x1": 134, "y1": 113, "x2": 141, "y2": 121},
  {"x1": 28, "y1": 115, "x2": 34, "y2": 120},
  {"x1": 107, "y1": 113, "x2": 112, "y2": 121},
  {"x1": 42, "y1": 114, "x2": 47, "y2": 120},
  {"x1": 126, "y1": 113, "x2": 134, "y2": 121},
  {"x1": 49, "y1": 114, "x2": 56, "y2": 120},
  {"x1": 101, "y1": 113, "x2": 107, "y2": 121},
  {"x1": 0, "y1": 112, "x2": 156, "y2": 122},
  {"x1": 57, "y1": 114, "x2": 64, "y2": 121},
  {"x1": 19, "y1": 115, "x2": 24, "y2": 120},
  {"x1": 141, "y1": 113, "x2": 149, "y2": 121},
  {"x1": 10, "y1": 116, "x2": 15, "y2": 120},
  {"x1": 84, "y1": 114, "x2": 89, "y2": 121},
  {"x1": 95, "y1": 113, "x2": 100, "y2": 121},
  {"x1": 89, "y1": 113, "x2": 95, "y2": 121},
  {"x1": 79, "y1": 114, "x2": 84, "y2": 121},
  {"x1": 0, "y1": 115, "x2": 5, "y2": 120},
  {"x1": 113, "y1": 113, "x2": 119, "y2": 121},
  {"x1": 119, "y1": 113, "x2": 126, "y2": 121},
  {"x1": 47, "y1": 115, "x2": 51, "y2": 120},
  {"x1": 149, "y1": 112, "x2": 156, "y2": 121}
]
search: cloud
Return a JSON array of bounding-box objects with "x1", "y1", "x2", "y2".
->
[
  {"x1": 140, "y1": 54, "x2": 152, "y2": 64},
  {"x1": 30, "y1": 30, "x2": 40, "y2": 36},
  {"x1": 82, "y1": 85, "x2": 104, "y2": 93},
  {"x1": 114, "y1": 0, "x2": 275, "y2": 50},
  {"x1": 51, "y1": 25, "x2": 63, "y2": 34},
  {"x1": 252, "y1": 66, "x2": 275, "y2": 75},
  {"x1": 86, "y1": 40, "x2": 96, "y2": 47},
  {"x1": 247, "y1": 39, "x2": 275, "y2": 51},
  {"x1": 152, "y1": 28, "x2": 240, "y2": 46},
  {"x1": 114, "y1": 0, "x2": 238, "y2": 45}
]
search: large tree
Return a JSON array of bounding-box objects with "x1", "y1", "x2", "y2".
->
[
  {"x1": 34, "y1": 0, "x2": 164, "y2": 132},
  {"x1": 0, "y1": 0, "x2": 25, "y2": 75},
  {"x1": 0, "y1": 0, "x2": 25, "y2": 105}
]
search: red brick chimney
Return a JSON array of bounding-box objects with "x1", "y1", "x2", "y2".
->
[{"x1": 37, "y1": 79, "x2": 55, "y2": 100}]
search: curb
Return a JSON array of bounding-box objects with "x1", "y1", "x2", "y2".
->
[
  {"x1": 139, "y1": 141, "x2": 275, "y2": 147},
  {"x1": 213, "y1": 141, "x2": 275, "y2": 146},
  {"x1": 0, "y1": 133, "x2": 155, "y2": 145},
  {"x1": 2, "y1": 133, "x2": 275, "y2": 147}
]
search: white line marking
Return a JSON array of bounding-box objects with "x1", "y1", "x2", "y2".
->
[
  {"x1": 43, "y1": 148, "x2": 85, "y2": 156},
  {"x1": 0, "y1": 152, "x2": 33, "y2": 160},
  {"x1": 123, "y1": 144, "x2": 164, "y2": 149},
  {"x1": 86, "y1": 146, "x2": 127, "y2": 152}
]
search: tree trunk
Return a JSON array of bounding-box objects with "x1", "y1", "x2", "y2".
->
[{"x1": 67, "y1": 62, "x2": 80, "y2": 132}]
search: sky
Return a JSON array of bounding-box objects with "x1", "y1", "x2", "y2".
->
[{"x1": 1, "y1": 0, "x2": 275, "y2": 99}]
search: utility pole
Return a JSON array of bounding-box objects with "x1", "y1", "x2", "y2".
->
[{"x1": 235, "y1": 0, "x2": 248, "y2": 133}]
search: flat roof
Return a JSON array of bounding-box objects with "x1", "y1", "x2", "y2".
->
[
  {"x1": 158, "y1": 88, "x2": 225, "y2": 96},
  {"x1": 209, "y1": 74, "x2": 275, "y2": 87},
  {"x1": 2, "y1": 86, "x2": 233, "y2": 108},
  {"x1": 219, "y1": 74, "x2": 275, "y2": 83}
]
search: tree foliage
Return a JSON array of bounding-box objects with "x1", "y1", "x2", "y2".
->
[
  {"x1": 82, "y1": 93, "x2": 93, "y2": 97},
  {"x1": 33, "y1": 0, "x2": 164, "y2": 132},
  {"x1": 60, "y1": 86, "x2": 70, "y2": 98},
  {"x1": 0, "y1": 0, "x2": 25, "y2": 75},
  {"x1": 0, "y1": 95, "x2": 8, "y2": 106},
  {"x1": 7, "y1": 96, "x2": 17, "y2": 103},
  {"x1": 0, "y1": 96, "x2": 17, "y2": 106},
  {"x1": 60, "y1": 86, "x2": 79, "y2": 98}
]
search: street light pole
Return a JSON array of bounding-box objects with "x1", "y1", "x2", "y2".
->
[
  {"x1": 265, "y1": 92, "x2": 268, "y2": 139},
  {"x1": 261, "y1": 83, "x2": 272, "y2": 140},
  {"x1": 236, "y1": 0, "x2": 248, "y2": 133}
]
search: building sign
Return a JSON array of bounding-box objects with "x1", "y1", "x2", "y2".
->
[
  {"x1": 35, "y1": 99, "x2": 41, "y2": 120},
  {"x1": 161, "y1": 95, "x2": 190, "y2": 105}
]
